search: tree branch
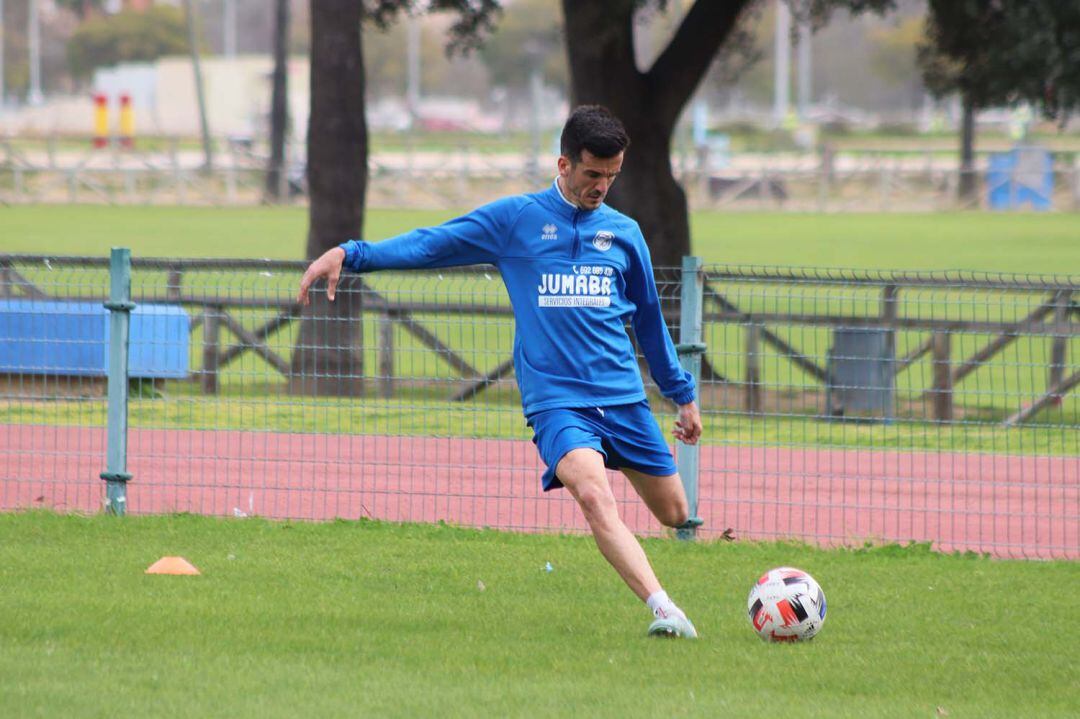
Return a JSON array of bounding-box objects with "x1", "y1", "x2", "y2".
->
[{"x1": 647, "y1": 0, "x2": 754, "y2": 125}]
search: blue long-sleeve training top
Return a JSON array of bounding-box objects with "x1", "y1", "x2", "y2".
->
[{"x1": 339, "y1": 181, "x2": 695, "y2": 417}]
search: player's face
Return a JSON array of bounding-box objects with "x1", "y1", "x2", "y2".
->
[{"x1": 558, "y1": 149, "x2": 623, "y2": 210}]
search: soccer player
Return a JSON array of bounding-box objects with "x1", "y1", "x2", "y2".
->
[{"x1": 297, "y1": 106, "x2": 702, "y2": 639}]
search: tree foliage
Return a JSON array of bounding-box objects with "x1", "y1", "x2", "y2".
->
[
  {"x1": 919, "y1": 0, "x2": 1080, "y2": 122},
  {"x1": 560, "y1": 0, "x2": 897, "y2": 265},
  {"x1": 363, "y1": 0, "x2": 502, "y2": 53},
  {"x1": 65, "y1": 6, "x2": 190, "y2": 80}
]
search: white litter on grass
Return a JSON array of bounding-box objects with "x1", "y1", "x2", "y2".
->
[
  {"x1": 544, "y1": 562, "x2": 554, "y2": 573},
  {"x1": 232, "y1": 494, "x2": 255, "y2": 517},
  {"x1": 477, "y1": 580, "x2": 486, "y2": 592}
]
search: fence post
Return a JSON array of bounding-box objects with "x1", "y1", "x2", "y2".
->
[
  {"x1": 675, "y1": 256, "x2": 706, "y2": 541},
  {"x1": 931, "y1": 331, "x2": 953, "y2": 421},
  {"x1": 101, "y1": 248, "x2": 134, "y2": 515},
  {"x1": 202, "y1": 306, "x2": 220, "y2": 394},
  {"x1": 745, "y1": 322, "x2": 762, "y2": 413},
  {"x1": 1049, "y1": 290, "x2": 1071, "y2": 402},
  {"x1": 881, "y1": 284, "x2": 899, "y2": 370},
  {"x1": 378, "y1": 312, "x2": 395, "y2": 399}
]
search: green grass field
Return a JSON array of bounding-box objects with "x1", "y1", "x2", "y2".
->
[
  {"x1": 3, "y1": 206, "x2": 1079, "y2": 274},
  {"x1": 1, "y1": 512, "x2": 1077, "y2": 718}
]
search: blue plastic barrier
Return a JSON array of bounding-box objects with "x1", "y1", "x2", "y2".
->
[{"x1": 0, "y1": 299, "x2": 189, "y2": 378}]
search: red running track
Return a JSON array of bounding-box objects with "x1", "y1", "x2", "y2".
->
[{"x1": 2, "y1": 424, "x2": 1076, "y2": 559}]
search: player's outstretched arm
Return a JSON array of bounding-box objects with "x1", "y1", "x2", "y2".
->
[
  {"x1": 673, "y1": 401, "x2": 703, "y2": 445},
  {"x1": 296, "y1": 246, "x2": 346, "y2": 306}
]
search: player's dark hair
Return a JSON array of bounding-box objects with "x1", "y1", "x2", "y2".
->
[{"x1": 560, "y1": 105, "x2": 630, "y2": 163}]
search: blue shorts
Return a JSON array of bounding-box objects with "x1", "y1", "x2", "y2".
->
[{"x1": 527, "y1": 399, "x2": 678, "y2": 491}]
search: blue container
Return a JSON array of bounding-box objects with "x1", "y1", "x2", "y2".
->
[{"x1": 0, "y1": 299, "x2": 189, "y2": 378}]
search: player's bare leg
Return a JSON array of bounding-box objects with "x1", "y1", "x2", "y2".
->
[
  {"x1": 556, "y1": 448, "x2": 697, "y2": 638},
  {"x1": 620, "y1": 468, "x2": 689, "y2": 529},
  {"x1": 556, "y1": 448, "x2": 660, "y2": 600}
]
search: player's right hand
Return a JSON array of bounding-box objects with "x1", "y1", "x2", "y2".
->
[
  {"x1": 296, "y1": 246, "x2": 346, "y2": 306},
  {"x1": 673, "y1": 400, "x2": 703, "y2": 445}
]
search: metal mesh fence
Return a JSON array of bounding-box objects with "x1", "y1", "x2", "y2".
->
[
  {"x1": 697, "y1": 268, "x2": 1077, "y2": 559},
  {"x1": 1, "y1": 254, "x2": 1076, "y2": 558}
]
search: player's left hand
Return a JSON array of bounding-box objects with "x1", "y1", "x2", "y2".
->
[{"x1": 673, "y1": 401, "x2": 702, "y2": 445}]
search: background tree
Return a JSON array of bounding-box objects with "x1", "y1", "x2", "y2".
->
[
  {"x1": 919, "y1": 0, "x2": 1080, "y2": 204},
  {"x1": 562, "y1": 1, "x2": 741, "y2": 268},
  {"x1": 561, "y1": 0, "x2": 895, "y2": 268},
  {"x1": 291, "y1": 0, "x2": 499, "y2": 396},
  {"x1": 290, "y1": 0, "x2": 367, "y2": 396},
  {"x1": 65, "y1": 5, "x2": 188, "y2": 82}
]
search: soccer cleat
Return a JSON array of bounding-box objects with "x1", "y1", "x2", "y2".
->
[{"x1": 648, "y1": 615, "x2": 698, "y2": 639}]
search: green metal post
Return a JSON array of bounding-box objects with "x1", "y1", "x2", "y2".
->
[
  {"x1": 675, "y1": 255, "x2": 706, "y2": 541},
  {"x1": 101, "y1": 248, "x2": 134, "y2": 515}
]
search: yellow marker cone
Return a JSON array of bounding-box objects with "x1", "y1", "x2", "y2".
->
[{"x1": 145, "y1": 556, "x2": 201, "y2": 575}]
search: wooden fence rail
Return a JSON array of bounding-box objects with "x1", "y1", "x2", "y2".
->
[{"x1": 2, "y1": 256, "x2": 1076, "y2": 425}]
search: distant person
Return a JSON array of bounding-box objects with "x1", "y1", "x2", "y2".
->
[{"x1": 298, "y1": 105, "x2": 703, "y2": 639}]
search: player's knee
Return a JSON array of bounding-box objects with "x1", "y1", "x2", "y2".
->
[
  {"x1": 573, "y1": 481, "x2": 617, "y2": 523},
  {"x1": 557, "y1": 449, "x2": 618, "y2": 525},
  {"x1": 567, "y1": 478, "x2": 618, "y2": 528},
  {"x1": 658, "y1": 496, "x2": 689, "y2": 528}
]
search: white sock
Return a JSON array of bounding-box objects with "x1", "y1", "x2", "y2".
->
[{"x1": 646, "y1": 590, "x2": 686, "y2": 620}]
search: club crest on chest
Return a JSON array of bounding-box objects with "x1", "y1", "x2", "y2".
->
[{"x1": 592, "y1": 231, "x2": 614, "y2": 251}]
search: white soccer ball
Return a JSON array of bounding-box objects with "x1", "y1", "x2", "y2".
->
[{"x1": 746, "y1": 567, "x2": 827, "y2": 642}]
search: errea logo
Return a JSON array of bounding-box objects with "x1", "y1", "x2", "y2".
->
[
  {"x1": 592, "y1": 231, "x2": 614, "y2": 251},
  {"x1": 541, "y1": 223, "x2": 558, "y2": 241}
]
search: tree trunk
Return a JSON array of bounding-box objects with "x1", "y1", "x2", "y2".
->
[
  {"x1": 290, "y1": 0, "x2": 367, "y2": 397},
  {"x1": 609, "y1": 112, "x2": 692, "y2": 270},
  {"x1": 561, "y1": 0, "x2": 750, "y2": 269},
  {"x1": 958, "y1": 94, "x2": 977, "y2": 205},
  {"x1": 264, "y1": 0, "x2": 290, "y2": 202}
]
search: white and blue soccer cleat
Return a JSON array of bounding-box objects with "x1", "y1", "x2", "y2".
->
[{"x1": 648, "y1": 614, "x2": 699, "y2": 639}]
